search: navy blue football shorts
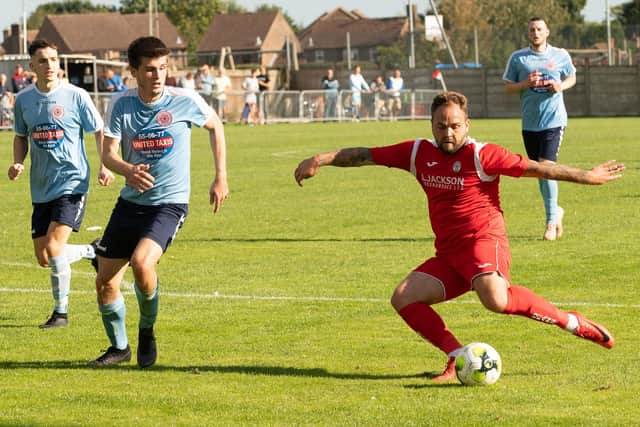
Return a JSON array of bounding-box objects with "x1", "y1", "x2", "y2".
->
[
  {"x1": 97, "y1": 197, "x2": 188, "y2": 259},
  {"x1": 522, "y1": 127, "x2": 564, "y2": 162},
  {"x1": 31, "y1": 193, "x2": 87, "y2": 239}
]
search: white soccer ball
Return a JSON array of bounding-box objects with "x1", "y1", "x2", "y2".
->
[{"x1": 455, "y1": 342, "x2": 502, "y2": 386}]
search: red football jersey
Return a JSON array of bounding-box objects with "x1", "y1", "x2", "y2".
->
[{"x1": 371, "y1": 138, "x2": 528, "y2": 253}]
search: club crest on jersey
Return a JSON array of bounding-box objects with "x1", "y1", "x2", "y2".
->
[
  {"x1": 51, "y1": 105, "x2": 64, "y2": 119},
  {"x1": 453, "y1": 161, "x2": 461, "y2": 173},
  {"x1": 132, "y1": 129, "x2": 175, "y2": 159},
  {"x1": 32, "y1": 123, "x2": 65, "y2": 150},
  {"x1": 157, "y1": 110, "x2": 173, "y2": 126}
]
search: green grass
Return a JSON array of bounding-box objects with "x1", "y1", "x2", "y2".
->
[{"x1": 0, "y1": 117, "x2": 639, "y2": 426}]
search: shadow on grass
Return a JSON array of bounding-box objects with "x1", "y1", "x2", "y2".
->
[{"x1": 0, "y1": 360, "x2": 444, "y2": 382}]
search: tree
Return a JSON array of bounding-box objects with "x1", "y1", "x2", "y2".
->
[
  {"x1": 28, "y1": 1, "x2": 116, "y2": 29},
  {"x1": 612, "y1": 0, "x2": 640, "y2": 38},
  {"x1": 557, "y1": 0, "x2": 587, "y2": 22},
  {"x1": 376, "y1": 34, "x2": 441, "y2": 70},
  {"x1": 120, "y1": 0, "x2": 247, "y2": 52}
]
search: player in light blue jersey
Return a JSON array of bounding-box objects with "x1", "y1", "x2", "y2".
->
[
  {"x1": 504, "y1": 17, "x2": 576, "y2": 241},
  {"x1": 90, "y1": 37, "x2": 229, "y2": 368},
  {"x1": 8, "y1": 39, "x2": 114, "y2": 329}
]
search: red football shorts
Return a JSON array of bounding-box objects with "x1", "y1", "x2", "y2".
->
[{"x1": 414, "y1": 238, "x2": 512, "y2": 301}]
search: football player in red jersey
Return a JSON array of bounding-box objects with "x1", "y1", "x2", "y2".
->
[{"x1": 294, "y1": 91, "x2": 623, "y2": 381}]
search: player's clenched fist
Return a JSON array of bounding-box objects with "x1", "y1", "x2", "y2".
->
[{"x1": 8, "y1": 163, "x2": 25, "y2": 180}]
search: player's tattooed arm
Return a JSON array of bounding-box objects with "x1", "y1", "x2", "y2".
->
[
  {"x1": 522, "y1": 159, "x2": 624, "y2": 185},
  {"x1": 294, "y1": 147, "x2": 374, "y2": 186}
]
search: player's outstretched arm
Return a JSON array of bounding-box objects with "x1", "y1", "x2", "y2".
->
[
  {"x1": 522, "y1": 159, "x2": 624, "y2": 185},
  {"x1": 204, "y1": 111, "x2": 229, "y2": 214},
  {"x1": 8, "y1": 135, "x2": 28, "y2": 180},
  {"x1": 294, "y1": 147, "x2": 374, "y2": 187}
]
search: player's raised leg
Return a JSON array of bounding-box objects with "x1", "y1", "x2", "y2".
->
[{"x1": 473, "y1": 273, "x2": 614, "y2": 349}]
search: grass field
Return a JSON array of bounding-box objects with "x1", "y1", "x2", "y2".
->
[{"x1": 0, "y1": 117, "x2": 639, "y2": 426}]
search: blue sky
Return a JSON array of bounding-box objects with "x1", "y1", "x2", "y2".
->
[{"x1": 1, "y1": 0, "x2": 627, "y2": 38}]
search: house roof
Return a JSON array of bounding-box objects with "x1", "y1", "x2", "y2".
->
[
  {"x1": 299, "y1": 7, "x2": 408, "y2": 50},
  {"x1": 35, "y1": 13, "x2": 185, "y2": 53},
  {"x1": 198, "y1": 11, "x2": 282, "y2": 51}
]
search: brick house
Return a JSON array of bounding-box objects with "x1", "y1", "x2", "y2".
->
[
  {"x1": 35, "y1": 12, "x2": 187, "y2": 64},
  {"x1": 197, "y1": 11, "x2": 300, "y2": 67},
  {"x1": 298, "y1": 8, "x2": 410, "y2": 64}
]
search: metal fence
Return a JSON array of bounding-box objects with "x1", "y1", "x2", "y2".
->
[
  {"x1": 259, "y1": 89, "x2": 440, "y2": 123},
  {"x1": 0, "y1": 88, "x2": 441, "y2": 131}
]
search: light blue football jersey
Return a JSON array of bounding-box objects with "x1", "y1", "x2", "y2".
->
[
  {"x1": 105, "y1": 86, "x2": 213, "y2": 205},
  {"x1": 13, "y1": 81, "x2": 103, "y2": 203},
  {"x1": 503, "y1": 45, "x2": 576, "y2": 131}
]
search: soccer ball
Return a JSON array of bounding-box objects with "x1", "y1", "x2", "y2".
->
[{"x1": 455, "y1": 342, "x2": 502, "y2": 386}]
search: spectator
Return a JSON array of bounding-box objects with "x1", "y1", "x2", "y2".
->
[
  {"x1": 0, "y1": 73, "x2": 13, "y2": 126},
  {"x1": 386, "y1": 69, "x2": 403, "y2": 120},
  {"x1": 213, "y1": 67, "x2": 232, "y2": 121},
  {"x1": 97, "y1": 69, "x2": 112, "y2": 92},
  {"x1": 195, "y1": 64, "x2": 214, "y2": 105},
  {"x1": 12, "y1": 64, "x2": 29, "y2": 93},
  {"x1": 369, "y1": 75, "x2": 387, "y2": 120},
  {"x1": 108, "y1": 70, "x2": 127, "y2": 92},
  {"x1": 349, "y1": 65, "x2": 370, "y2": 121},
  {"x1": 241, "y1": 68, "x2": 260, "y2": 125},
  {"x1": 256, "y1": 66, "x2": 270, "y2": 123},
  {"x1": 321, "y1": 68, "x2": 339, "y2": 121},
  {"x1": 180, "y1": 72, "x2": 196, "y2": 90}
]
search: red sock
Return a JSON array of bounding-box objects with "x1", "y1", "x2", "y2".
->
[
  {"x1": 504, "y1": 286, "x2": 569, "y2": 328},
  {"x1": 398, "y1": 302, "x2": 462, "y2": 355}
]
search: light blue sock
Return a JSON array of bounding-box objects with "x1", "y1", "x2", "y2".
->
[
  {"x1": 98, "y1": 295, "x2": 128, "y2": 350},
  {"x1": 135, "y1": 283, "x2": 159, "y2": 329},
  {"x1": 49, "y1": 255, "x2": 71, "y2": 314},
  {"x1": 538, "y1": 178, "x2": 558, "y2": 223}
]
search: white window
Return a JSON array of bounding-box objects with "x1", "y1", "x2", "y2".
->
[{"x1": 314, "y1": 49, "x2": 325, "y2": 62}]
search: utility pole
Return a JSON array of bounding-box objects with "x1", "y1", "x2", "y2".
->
[
  {"x1": 606, "y1": 0, "x2": 612, "y2": 66},
  {"x1": 408, "y1": 0, "x2": 415, "y2": 69}
]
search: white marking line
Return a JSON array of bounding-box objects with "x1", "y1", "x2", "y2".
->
[
  {"x1": 2, "y1": 261, "x2": 638, "y2": 308},
  {"x1": 0, "y1": 287, "x2": 637, "y2": 308}
]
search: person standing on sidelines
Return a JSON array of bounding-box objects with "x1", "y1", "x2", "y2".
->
[
  {"x1": 321, "y1": 68, "x2": 339, "y2": 121},
  {"x1": 349, "y1": 65, "x2": 370, "y2": 121},
  {"x1": 8, "y1": 39, "x2": 114, "y2": 328},
  {"x1": 386, "y1": 69, "x2": 404, "y2": 120},
  {"x1": 90, "y1": 36, "x2": 229, "y2": 368},
  {"x1": 294, "y1": 91, "x2": 621, "y2": 381},
  {"x1": 504, "y1": 17, "x2": 576, "y2": 240}
]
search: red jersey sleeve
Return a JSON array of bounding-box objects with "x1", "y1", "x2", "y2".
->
[
  {"x1": 370, "y1": 140, "x2": 415, "y2": 172},
  {"x1": 479, "y1": 144, "x2": 528, "y2": 178}
]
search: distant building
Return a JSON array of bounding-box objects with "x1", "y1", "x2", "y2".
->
[
  {"x1": 34, "y1": 12, "x2": 186, "y2": 65},
  {"x1": 2, "y1": 24, "x2": 38, "y2": 55},
  {"x1": 197, "y1": 11, "x2": 300, "y2": 67},
  {"x1": 298, "y1": 8, "x2": 412, "y2": 64}
]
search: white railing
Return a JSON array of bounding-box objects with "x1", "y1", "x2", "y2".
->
[{"x1": 0, "y1": 89, "x2": 441, "y2": 131}]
